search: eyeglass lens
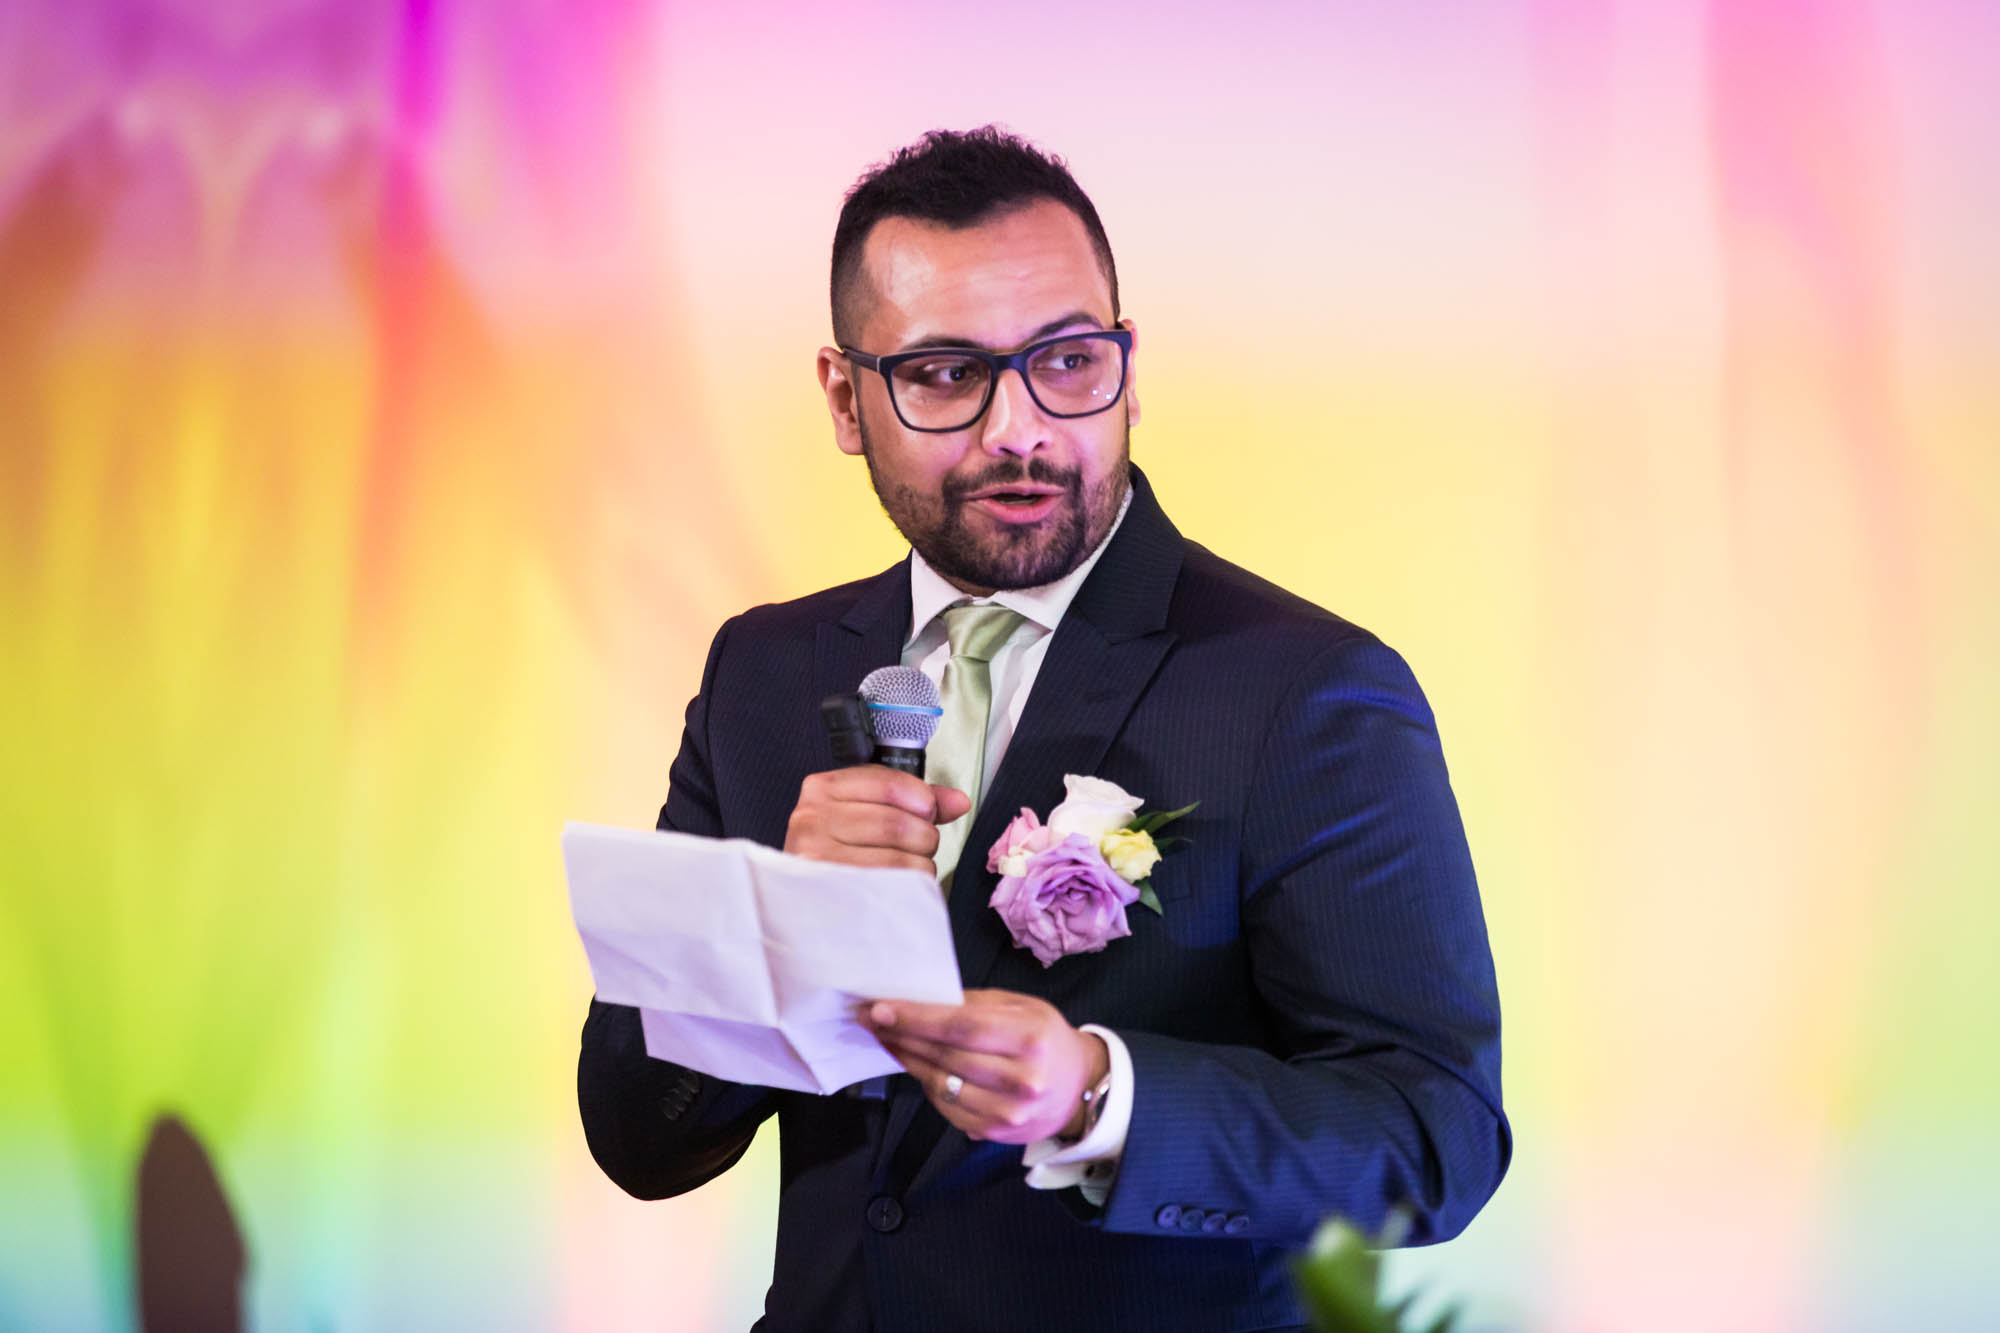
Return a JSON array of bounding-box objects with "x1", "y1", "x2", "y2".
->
[{"x1": 888, "y1": 335, "x2": 1124, "y2": 430}]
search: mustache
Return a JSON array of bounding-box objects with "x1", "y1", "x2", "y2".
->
[{"x1": 941, "y1": 458, "x2": 1081, "y2": 503}]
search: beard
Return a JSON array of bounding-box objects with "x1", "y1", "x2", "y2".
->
[{"x1": 858, "y1": 410, "x2": 1131, "y2": 592}]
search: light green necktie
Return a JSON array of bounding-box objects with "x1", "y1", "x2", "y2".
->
[{"x1": 928, "y1": 603, "x2": 1027, "y2": 889}]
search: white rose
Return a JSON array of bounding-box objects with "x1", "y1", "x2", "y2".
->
[{"x1": 1046, "y1": 774, "x2": 1145, "y2": 842}]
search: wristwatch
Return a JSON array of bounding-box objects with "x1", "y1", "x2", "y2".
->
[{"x1": 1070, "y1": 1067, "x2": 1114, "y2": 1143}]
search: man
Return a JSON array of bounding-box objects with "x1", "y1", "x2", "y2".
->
[{"x1": 579, "y1": 127, "x2": 1509, "y2": 1332}]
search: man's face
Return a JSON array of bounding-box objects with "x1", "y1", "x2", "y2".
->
[{"x1": 818, "y1": 198, "x2": 1139, "y2": 594}]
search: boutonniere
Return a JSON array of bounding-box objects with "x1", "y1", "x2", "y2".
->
[{"x1": 984, "y1": 775, "x2": 1197, "y2": 967}]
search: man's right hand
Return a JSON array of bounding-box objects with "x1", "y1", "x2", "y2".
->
[{"x1": 783, "y1": 766, "x2": 972, "y2": 875}]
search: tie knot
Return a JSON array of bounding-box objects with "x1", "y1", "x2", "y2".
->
[{"x1": 942, "y1": 603, "x2": 1026, "y2": 663}]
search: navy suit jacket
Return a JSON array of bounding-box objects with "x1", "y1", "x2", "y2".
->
[{"x1": 578, "y1": 469, "x2": 1509, "y2": 1331}]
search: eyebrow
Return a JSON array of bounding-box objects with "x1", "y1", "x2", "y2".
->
[{"x1": 894, "y1": 311, "x2": 1107, "y2": 354}]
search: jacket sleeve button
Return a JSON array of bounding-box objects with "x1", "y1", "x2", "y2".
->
[
  {"x1": 1153, "y1": 1204, "x2": 1182, "y2": 1228},
  {"x1": 1223, "y1": 1213, "x2": 1250, "y2": 1236},
  {"x1": 1177, "y1": 1207, "x2": 1206, "y2": 1232}
]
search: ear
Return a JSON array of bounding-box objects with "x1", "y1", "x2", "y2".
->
[
  {"x1": 817, "y1": 347, "x2": 865, "y2": 456},
  {"x1": 1118, "y1": 317, "x2": 1140, "y2": 429}
]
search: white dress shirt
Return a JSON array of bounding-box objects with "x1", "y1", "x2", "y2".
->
[{"x1": 901, "y1": 485, "x2": 1136, "y2": 1207}]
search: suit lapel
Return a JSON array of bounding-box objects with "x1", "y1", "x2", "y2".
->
[
  {"x1": 813, "y1": 559, "x2": 913, "y2": 768},
  {"x1": 945, "y1": 468, "x2": 1185, "y2": 993}
]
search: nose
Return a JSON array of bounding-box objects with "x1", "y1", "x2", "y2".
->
[{"x1": 977, "y1": 365, "x2": 1050, "y2": 459}]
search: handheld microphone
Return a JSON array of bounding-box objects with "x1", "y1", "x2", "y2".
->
[
  {"x1": 856, "y1": 666, "x2": 942, "y2": 777},
  {"x1": 824, "y1": 667, "x2": 942, "y2": 1109}
]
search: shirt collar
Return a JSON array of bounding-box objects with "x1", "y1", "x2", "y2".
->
[{"x1": 905, "y1": 483, "x2": 1134, "y2": 648}]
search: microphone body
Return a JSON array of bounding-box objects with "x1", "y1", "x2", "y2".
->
[{"x1": 872, "y1": 743, "x2": 926, "y2": 778}]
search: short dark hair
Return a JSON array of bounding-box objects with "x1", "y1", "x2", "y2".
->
[{"x1": 830, "y1": 126, "x2": 1120, "y2": 347}]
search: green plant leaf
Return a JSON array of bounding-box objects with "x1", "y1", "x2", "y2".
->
[
  {"x1": 1291, "y1": 1248, "x2": 1398, "y2": 1333},
  {"x1": 1134, "y1": 882, "x2": 1163, "y2": 915},
  {"x1": 1417, "y1": 1306, "x2": 1460, "y2": 1333},
  {"x1": 1288, "y1": 1216, "x2": 1384, "y2": 1328},
  {"x1": 1293, "y1": 1213, "x2": 1466, "y2": 1333}
]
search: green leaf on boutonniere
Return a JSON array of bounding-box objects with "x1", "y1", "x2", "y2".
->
[
  {"x1": 1133, "y1": 881, "x2": 1164, "y2": 915},
  {"x1": 1127, "y1": 801, "x2": 1198, "y2": 836}
]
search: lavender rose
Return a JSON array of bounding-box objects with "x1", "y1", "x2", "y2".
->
[{"x1": 988, "y1": 833, "x2": 1142, "y2": 968}]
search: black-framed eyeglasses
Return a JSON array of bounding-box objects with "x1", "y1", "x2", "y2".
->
[{"x1": 841, "y1": 328, "x2": 1133, "y2": 434}]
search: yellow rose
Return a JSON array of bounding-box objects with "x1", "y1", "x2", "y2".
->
[{"x1": 1098, "y1": 828, "x2": 1161, "y2": 884}]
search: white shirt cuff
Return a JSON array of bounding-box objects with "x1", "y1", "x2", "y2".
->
[{"x1": 1021, "y1": 1024, "x2": 1133, "y2": 1207}]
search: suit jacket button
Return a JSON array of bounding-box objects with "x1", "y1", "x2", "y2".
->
[
  {"x1": 866, "y1": 1195, "x2": 904, "y2": 1234},
  {"x1": 1223, "y1": 1213, "x2": 1250, "y2": 1236},
  {"x1": 1177, "y1": 1207, "x2": 1206, "y2": 1232},
  {"x1": 1200, "y1": 1211, "x2": 1227, "y2": 1234},
  {"x1": 1153, "y1": 1204, "x2": 1182, "y2": 1229}
]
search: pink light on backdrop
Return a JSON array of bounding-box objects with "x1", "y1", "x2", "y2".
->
[{"x1": 1529, "y1": 3, "x2": 1924, "y2": 1331}]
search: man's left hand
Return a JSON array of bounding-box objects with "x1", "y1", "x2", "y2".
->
[{"x1": 859, "y1": 989, "x2": 1108, "y2": 1145}]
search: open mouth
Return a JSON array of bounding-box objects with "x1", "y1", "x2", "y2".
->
[{"x1": 962, "y1": 487, "x2": 1064, "y2": 524}]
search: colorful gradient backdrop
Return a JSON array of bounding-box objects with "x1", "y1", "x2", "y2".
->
[{"x1": 4, "y1": 2, "x2": 1995, "y2": 1329}]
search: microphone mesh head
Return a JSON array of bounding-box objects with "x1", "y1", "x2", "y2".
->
[{"x1": 858, "y1": 666, "x2": 943, "y2": 748}]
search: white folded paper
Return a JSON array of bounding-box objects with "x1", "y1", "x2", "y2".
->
[{"x1": 562, "y1": 822, "x2": 963, "y2": 1094}]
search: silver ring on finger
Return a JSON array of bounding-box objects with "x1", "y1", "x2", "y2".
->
[{"x1": 943, "y1": 1073, "x2": 963, "y2": 1104}]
